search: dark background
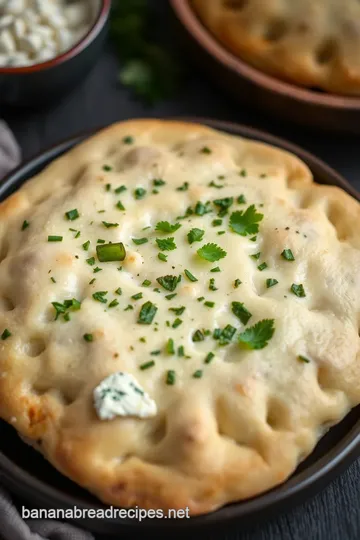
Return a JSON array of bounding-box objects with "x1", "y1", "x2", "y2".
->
[{"x1": 1, "y1": 1, "x2": 360, "y2": 538}]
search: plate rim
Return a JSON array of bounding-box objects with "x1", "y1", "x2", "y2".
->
[
  {"x1": 170, "y1": 0, "x2": 360, "y2": 111},
  {"x1": 0, "y1": 117, "x2": 359, "y2": 533}
]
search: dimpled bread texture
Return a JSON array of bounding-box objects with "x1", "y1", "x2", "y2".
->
[
  {"x1": 0, "y1": 119, "x2": 359, "y2": 515},
  {"x1": 192, "y1": 0, "x2": 360, "y2": 95}
]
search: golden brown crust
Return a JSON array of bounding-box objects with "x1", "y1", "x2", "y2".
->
[
  {"x1": 192, "y1": 0, "x2": 360, "y2": 95},
  {"x1": 0, "y1": 119, "x2": 359, "y2": 515}
]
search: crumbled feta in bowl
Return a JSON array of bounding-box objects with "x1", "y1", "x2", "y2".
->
[{"x1": 0, "y1": 0, "x2": 99, "y2": 67}]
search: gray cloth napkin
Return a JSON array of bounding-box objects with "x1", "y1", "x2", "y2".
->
[{"x1": 0, "y1": 121, "x2": 94, "y2": 540}]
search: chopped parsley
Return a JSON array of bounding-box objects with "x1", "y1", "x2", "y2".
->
[
  {"x1": 209, "y1": 278, "x2": 218, "y2": 291},
  {"x1": 238, "y1": 319, "x2": 275, "y2": 350},
  {"x1": 132, "y1": 237, "x2": 148, "y2": 245},
  {"x1": 192, "y1": 330, "x2": 204, "y2": 342},
  {"x1": 82, "y1": 240, "x2": 90, "y2": 251},
  {"x1": 51, "y1": 298, "x2": 81, "y2": 321},
  {"x1": 176, "y1": 182, "x2": 189, "y2": 191},
  {"x1": 169, "y1": 306, "x2": 185, "y2": 316},
  {"x1": 266, "y1": 278, "x2": 278, "y2": 288},
  {"x1": 96, "y1": 243, "x2": 126, "y2": 262},
  {"x1": 155, "y1": 221, "x2": 181, "y2": 233},
  {"x1": 158, "y1": 253, "x2": 167, "y2": 262},
  {"x1": 21, "y1": 220, "x2": 29, "y2": 231},
  {"x1": 65, "y1": 209, "x2": 79, "y2": 221},
  {"x1": 109, "y1": 299, "x2": 119, "y2": 308},
  {"x1": 184, "y1": 269, "x2": 198, "y2": 282},
  {"x1": 48, "y1": 236, "x2": 63, "y2": 242},
  {"x1": 216, "y1": 324, "x2": 237, "y2": 346},
  {"x1": 229, "y1": 205, "x2": 263, "y2": 236},
  {"x1": 92, "y1": 291, "x2": 108, "y2": 303},
  {"x1": 102, "y1": 221, "x2": 119, "y2": 228},
  {"x1": 197, "y1": 243, "x2": 227, "y2": 262},
  {"x1": 213, "y1": 197, "x2": 233, "y2": 216},
  {"x1": 139, "y1": 360, "x2": 155, "y2": 370},
  {"x1": 131, "y1": 292, "x2": 143, "y2": 300},
  {"x1": 187, "y1": 228, "x2": 205, "y2": 244},
  {"x1": 157, "y1": 275, "x2": 179, "y2": 291},
  {"x1": 156, "y1": 237, "x2": 176, "y2": 251},
  {"x1": 1, "y1": 329, "x2": 11, "y2": 340},
  {"x1": 134, "y1": 187, "x2": 146, "y2": 199},
  {"x1": 281, "y1": 249, "x2": 295, "y2": 261},
  {"x1": 83, "y1": 333, "x2": 94, "y2": 342},
  {"x1": 291, "y1": 283, "x2": 306, "y2": 297},
  {"x1": 166, "y1": 370, "x2": 176, "y2": 385},
  {"x1": 232, "y1": 301, "x2": 252, "y2": 325},
  {"x1": 138, "y1": 301, "x2": 158, "y2": 324}
]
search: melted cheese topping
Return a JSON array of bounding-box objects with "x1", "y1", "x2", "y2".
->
[{"x1": 0, "y1": 120, "x2": 359, "y2": 514}]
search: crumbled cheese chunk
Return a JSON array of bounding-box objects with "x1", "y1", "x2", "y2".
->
[{"x1": 94, "y1": 372, "x2": 158, "y2": 421}]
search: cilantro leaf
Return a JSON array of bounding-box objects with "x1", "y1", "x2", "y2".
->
[
  {"x1": 231, "y1": 301, "x2": 252, "y2": 325},
  {"x1": 197, "y1": 243, "x2": 227, "y2": 262},
  {"x1": 229, "y1": 205, "x2": 264, "y2": 236},
  {"x1": 291, "y1": 283, "x2": 306, "y2": 297},
  {"x1": 155, "y1": 221, "x2": 182, "y2": 233},
  {"x1": 187, "y1": 228, "x2": 205, "y2": 244},
  {"x1": 238, "y1": 319, "x2": 275, "y2": 350},
  {"x1": 156, "y1": 237, "x2": 176, "y2": 251}
]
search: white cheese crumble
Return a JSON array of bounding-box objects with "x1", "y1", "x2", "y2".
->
[
  {"x1": 93, "y1": 372, "x2": 157, "y2": 421},
  {"x1": 0, "y1": 0, "x2": 95, "y2": 67}
]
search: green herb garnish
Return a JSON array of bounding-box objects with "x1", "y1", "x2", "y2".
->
[
  {"x1": 157, "y1": 275, "x2": 179, "y2": 291},
  {"x1": 213, "y1": 197, "x2": 233, "y2": 216},
  {"x1": 298, "y1": 355, "x2": 310, "y2": 363},
  {"x1": 281, "y1": 249, "x2": 295, "y2": 261},
  {"x1": 92, "y1": 291, "x2": 108, "y2": 303},
  {"x1": 158, "y1": 252, "x2": 167, "y2": 262},
  {"x1": 192, "y1": 330, "x2": 204, "y2": 342},
  {"x1": 238, "y1": 319, "x2": 275, "y2": 350},
  {"x1": 86, "y1": 257, "x2": 96, "y2": 266},
  {"x1": 1, "y1": 329, "x2": 11, "y2": 340},
  {"x1": 116, "y1": 201, "x2": 126, "y2": 211},
  {"x1": 169, "y1": 306, "x2": 185, "y2": 316},
  {"x1": 155, "y1": 221, "x2": 181, "y2": 233},
  {"x1": 134, "y1": 187, "x2": 146, "y2": 200},
  {"x1": 195, "y1": 201, "x2": 212, "y2": 216},
  {"x1": 115, "y1": 185, "x2": 127, "y2": 194},
  {"x1": 156, "y1": 237, "x2": 176, "y2": 251},
  {"x1": 83, "y1": 333, "x2": 94, "y2": 342},
  {"x1": 266, "y1": 278, "x2": 278, "y2": 288},
  {"x1": 176, "y1": 182, "x2": 189, "y2": 191},
  {"x1": 237, "y1": 194, "x2": 246, "y2": 204},
  {"x1": 65, "y1": 209, "x2": 79, "y2": 221},
  {"x1": 21, "y1": 220, "x2": 29, "y2": 230},
  {"x1": 257, "y1": 262, "x2": 268, "y2": 271},
  {"x1": 96, "y1": 243, "x2": 126, "y2": 262},
  {"x1": 102, "y1": 221, "x2": 119, "y2": 229},
  {"x1": 291, "y1": 283, "x2": 306, "y2": 297},
  {"x1": 197, "y1": 243, "x2": 226, "y2": 262},
  {"x1": 166, "y1": 370, "x2": 176, "y2": 385},
  {"x1": 165, "y1": 293, "x2": 177, "y2": 300},
  {"x1": 193, "y1": 370, "x2": 203, "y2": 378},
  {"x1": 166, "y1": 338, "x2": 175, "y2": 355},
  {"x1": 187, "y1": 228, "x2": 205, "y2": 244},
  {"x1": 201, "y1": 147, "x2": 211, "y2": 154},
  {"x1": 48, "y1": 236, "x2": 63, "y2": 242},
  {"x1": 229, "y1": 205, "x2": 263, "y2": 236},
  {"x1": 204, "y1": 352, "x2": 215, "y2": 364},
  {"x1": 109, "y1": 299, "x2": 119, "y2": 308},
  {"x1": 139, "y1": 360, "x2": 155, "y2": 370},
  {"x1": 132, "y1": 237, "x2": 148, "y2": 245},
  {"x1": 172, "y1": 318, "x2": 182, "y2": 329},
  {"x1": 138, "y1": 301, "x2": 158, "y2": 324},
  {"x1": 232, "y1": 301, "x2": 252, "y2": 325},
  {"x1": 234, "y1": 279, "x2": 242, "y2": 288},
  {"x1": 184, "y1": 269, "x2": 198, "y2": 282},
  {"x1": 142, "y1": 279, "x2": 151, "y2": 287}
]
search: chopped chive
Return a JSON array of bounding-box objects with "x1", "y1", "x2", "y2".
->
[
  {"x1": 103, "y1": 164, "x2": 112, "y2": 171},
  {"x1": 251, "y1": 252, "x2": 261, "y2": 260},
  {"x1": 105, "y1": 183, "x2": 111, "y2": 191},
  {"x1": 92, "y1": 291, "x2": 108, "y2": 303},
  {"x1": 65, "y1": 209, "x2": 79, "y2": 221},
  {"x1": 204, "y1": 352, "x2": 215, "y2": 364},
  {"x1": 86, "y1": 257, "x2": 96, "y2": 266},
  {"x1": 193, "y1": 370, "x2": 203, "y2": 378},
  {"x1": 178, "y1": 345, "x2": 185, "y2": 357},
  {"x1": 184, "y1": 269, "x2": 198, "y2": 282},
  {"x1": 166, "y1": 370, "x2": 176, "y2": 385},
  {"x1": 116, "y1": 201, "x2": 125, "y2": 211},
  {"x1": 139, "y1": 360, "x2": 155, "y2": 370},
  {"x1": 257, "y1": 262, "x2": 268, "y2": 271},
  {"x1": 165, "y1": 293, "x2": 177, "y2": 300},
  {"x1": 166, "y1": 338, "x2": 175, "y2": 355},
  {"x1": 93, "y1": 267, "x2": 102, "y2": 273},
  {"x1": 142, "y1": 279, "x2": 151, "y2": 287},
  {"x1": 153, "y1": 178, "x2": 166, "y2": 186},
  {"x1": 115, "y1": 287, "x2": 122, "y2": 295},
  {"x1": 232, "y1": 301, "x2": 252, "y2": 325},
  {"x1": 75, "y1": 231, "x2": 81, "y2": 239},
  {"x1": 266, "y1": 278, "x2": 278, "y2": 288},
  {"x1": 48, "y1": 235, "x2": 63, "y2": 242},
  {"x1": 204, "y1": 301, "x2": 215, "y2": 308},
  {"x1": 1, "y1": 329, "x2": 11, "y2": 340},
  {"x1": 210, "y1": 267, "x2": 221, "y2": 273},
  {"x1": 197, "y1": 296, "x2": 205, "y2": 302},
  {"x1": 131, "y1": 292, "x2": 143, "y2": 300},
  {"x1": 132, "y1": 237, "x2": 148, "y2": 245},
  {"x1": 109, "y1": 299, "x2": 119, "y2": 308},
  {"x1": 172, "y1": 318, "x2": 183, "y2": 329},
  {"x1": 298, "y1": 355, "x2": 310, "y2": 363},
  {"x1": 192, "y1": 330, "x2": 204, "y2": 342},
  {"x1": 158, "y1": 253, "x2": 167, "y2": 262},
  {"x1": 209, "y1": 278, "x2": 218, "y2": 291},
  {"x1": 281, "y1": 249, "x2": 295, "y2": 261},
  {"x1": 212, "y1": 219, "x2": 223, "y2": 227},
  {"x1": 102, "y1": 221, "x2": 119, "y2": 228},
  {"x1": 89, "y1": 278, "x2": 96, "y2": 285},
  {"x1": 151, "y1": 350, "x2": 161, "y2": 356},
  {"x1": 21, "y1": 220, "x2": 29, "y2": 230},
  {"x1": 169, "y1": 306, "x2": 185, "y2": 316},
  {"x1": 50, "y1": 276, "x2": 56, "y2": 283},
  {"x1": 124, "y1": 304, "x2": 134, "y2": 311},
  {"x1": 83, "y1": 333, "x2": 93, "y2": 342},
  {"x1": 97, "y1": 239, "x2": 105, "y2": 244},
  {"x1": 250, "y1": 236, "x2": 257, "y2": 242},
  {"x1": 114, "y1": 185, "x2": 127, "y2": 194},
  {"x1": 138, "y1": 301, "x2": 158, "y2": 324},
  {"x1": 96, "y1": 243, "x2": 126, "y2": 262}
]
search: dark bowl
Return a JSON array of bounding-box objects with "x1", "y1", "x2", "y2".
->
[
  {"x1": 0, "y1": 0, "x2": 111, "y2": 109},
  {"x1": 170, "y1": 0, "x2": 360, "y2": 133},
  {"x1": 0, "y1": 118, "x2": 359, "y2": 537}
]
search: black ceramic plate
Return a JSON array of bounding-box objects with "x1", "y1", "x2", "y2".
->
[{"x1": 0, "y1": 119, "x2": 359, "y2": 537}]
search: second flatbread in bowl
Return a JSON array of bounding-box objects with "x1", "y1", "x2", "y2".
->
[{"x1": 0, "y1": 119, "x2": 359, "y2": 515}]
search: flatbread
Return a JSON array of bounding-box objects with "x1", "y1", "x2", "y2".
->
[
  {"x1": 192, "y1": 0, "x2": 360, "y2": 95},
  {"x1": 0, "y1": 119, "x2": 359, "y2": 515}
]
